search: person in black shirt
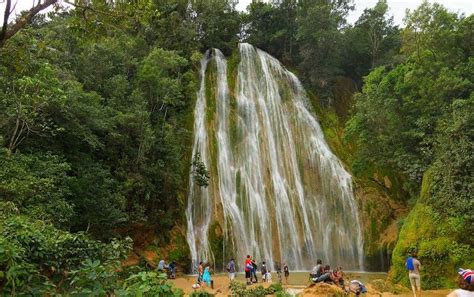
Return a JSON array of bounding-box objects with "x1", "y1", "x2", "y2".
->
[
  {"x1": 283, "y1": 264, "x2": 289, "y2": 285},
  {"x1": 251, "y1": 259, "x2": 258, "y2": 283}
]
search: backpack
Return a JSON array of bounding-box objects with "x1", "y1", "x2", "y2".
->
[{"x1": 406, "y1": 257, "x2": 414, "y2": 270}]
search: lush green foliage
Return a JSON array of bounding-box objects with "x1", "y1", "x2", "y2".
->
[
  {"x1": 0, "y1": 201, "x2": 128, "y2": 294},
  {"x1": 390, "y1": 98, "x2": 473, "y2": 288},
  {"x1": 0, "y1": 2, "x2": 204, "y2": 239},
  {"x1": 346, "y1": 3, "x2": 473, "y2": 288},
  {"x1": 0, "y1": 0, "x2": 238, "y2": 293},
  {"x1": 118, "y1": 271, "x2": 184, "y2": 297},
  {"x1": 244, "y1": 1, "x2": 298, "y2": 64},
  {"x1": 391, "y1": 201, "x2": 473, "y2": 288},
  {"x1": 192, "y1": 153, "x2": 211, "y2": 187},
  {"x1": 229, "y1": 280, "x2": 288, "y2": 297},
  {"x1": 243, "y1": 0, "x2": 400, "y2": 101},
  {"x1": 0, "y1": 201, "x2": 185, "y2": 295},
  {"x1": 341, "y1": 0, "x2": 401, "y2": 84},
  {"x1": 346, "y1": 4, "x2": 472, "y2": 193},
  {"x1": 428, "y1": 98, "x2": 474, "y2": 244}
]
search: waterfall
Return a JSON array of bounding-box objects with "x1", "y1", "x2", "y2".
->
[
  {"x1": 185, "y1": 51, "x2": 214, "y2": 271},
  {"x1": 186, "y1": 44, "x2": 364, "y2": 271}
]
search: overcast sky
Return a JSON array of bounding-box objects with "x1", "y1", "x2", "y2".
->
[{"x1": 1, "y1": 0, "x2": 473, "y2": 26}]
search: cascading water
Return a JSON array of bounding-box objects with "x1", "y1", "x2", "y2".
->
[
  {"x1": 186, "y1": 44, "x2": 364, "y2": 271},
  {"x1": 185, "y1": 51, "x2": 214, "y2": 269}
]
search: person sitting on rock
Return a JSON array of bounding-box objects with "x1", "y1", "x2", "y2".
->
[
  {"x1": 157, "y1": 259, "x2": 167, "y2": 272},
  {"x1": 314, "y1": 265, "x2": 332, "y2": 283},
  {"x1": 330, "y1": 267, "x2": 344, "y2": 289},
  {"x1": 310, "y1": 259, "x2": 324, "y2": 282}
]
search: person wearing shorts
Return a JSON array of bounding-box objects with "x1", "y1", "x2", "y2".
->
[{"x1": 406, "y1": 252, "x2": 421, "y2": 297}]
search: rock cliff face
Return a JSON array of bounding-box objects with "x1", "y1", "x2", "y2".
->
[{"x1": 312, "y1": 76, "x2": 410, "y2": 272}]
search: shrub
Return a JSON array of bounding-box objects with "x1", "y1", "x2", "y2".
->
[
  {"x1": 117, "y1": 271, "x2": 183, "y2": 296},
  {"x1": 229, "y1": 280, "x2": 287, "y2": 297},
  {"x1": 0, "y1": 202, "x2": 132, "y2": 294}
]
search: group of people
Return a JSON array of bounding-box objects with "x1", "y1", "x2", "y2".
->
[
  {"x1": 309, "y1": 259, "x2": 346, "y2": 289},
  {"x1": 193, "y1": 261, "x2": 213, "y2": 289},
  {"x1": 309, "y1": 259, "x2": 367, "y2": 295},
  {"x1": 240, "y1": 255, "x2": 287, "y2": 285},
  {"x1": 168, "y1": 251, "x2": 473, "y2": 296},
  {"x1": 157, "y1": 259, "x2": 177, "y2": 279}
]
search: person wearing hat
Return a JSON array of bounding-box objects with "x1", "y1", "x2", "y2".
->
[{"x1": 447, "y1": 268, "x2": 474, "y2": 297}]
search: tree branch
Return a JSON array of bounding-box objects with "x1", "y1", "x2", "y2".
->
[
  {"x1": 0, "y1": 0, "x2": 13, "y2": 42},
  {"x1": 63, "y1": 0, "x2": 126, "y2": 18},
  {"x1": 0, "y1": 0, "x2": 57, "y2": 47}
]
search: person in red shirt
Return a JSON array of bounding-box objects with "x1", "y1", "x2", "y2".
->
[{"x1": 245, "y1": 255, "x2": 252, "y2": 285}]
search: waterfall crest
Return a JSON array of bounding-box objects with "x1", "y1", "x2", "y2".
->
[{"x1": 186, "y1": 44, "x2": 364, "y2": 271}]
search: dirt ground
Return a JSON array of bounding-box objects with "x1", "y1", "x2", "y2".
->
[{"x1": 169, "y1": 273, "x2": 453, "y2": 296}]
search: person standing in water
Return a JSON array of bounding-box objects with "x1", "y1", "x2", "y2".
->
[
  {"x1": 406, "y1": 252, "x2": 421, "y2": 297},
  {"x1": 283, "y1": 263, "x2": 289, "y2": 285}
]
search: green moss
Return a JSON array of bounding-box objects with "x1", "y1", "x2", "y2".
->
[
  {"x1": 226, "y1": 48, "x2": 240, "y2": 94},
  {"x1": 390, "y1": 174, "x2": 473, "y2": 289},
  {"x1": 205, "y1": 60, "x2": 217, "y2": 125},
  {"x1": 419, "y1": 168, "x2": 433, "y2": 203},
  {"x1": 226, "y1": 50, "x2": 240, "y2": 149},
  {"x1": 370, "y1": 215, "x2": 377, "y2": 240},
  {"x1": 168, "y1": 234, "x2": 191, "y2": 265},
  {"x1": 208, "y1": 221, "x2": 224, "y2": 270}
]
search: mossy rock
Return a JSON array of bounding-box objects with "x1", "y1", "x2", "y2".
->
[
  {"x1": 390, "y1": 172, "x2": 474, "y2": 289},
  {"x1": 168, "y1": 233, "x2": 191, "y2": 265},
  {"x1": 208, "y1": 221, "x2": 224, "y2": 270}
]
